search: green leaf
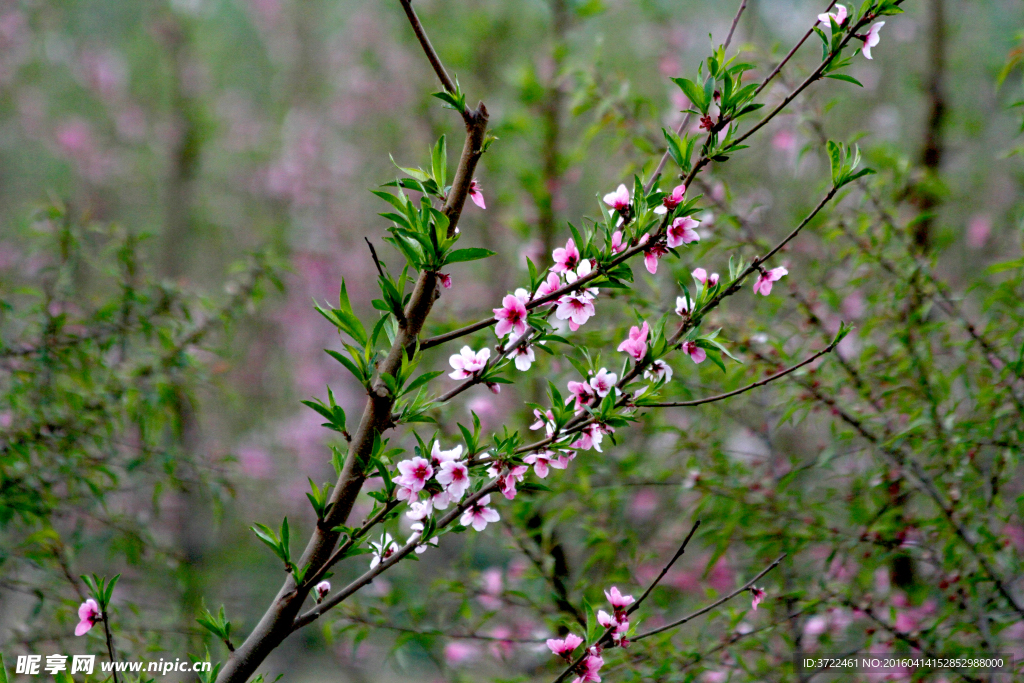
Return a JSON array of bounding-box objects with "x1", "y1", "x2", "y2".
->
[
  {"x1": 671, "y1": 77, "x2": 707, "y2": 113},
  {"x1": 445, "y1": 247, "x2": 496, "y2": 264},
  {"x1": 825, "y1": 73, "x2": 864, "y2": 87},
  {"x1": 431, "y1": 135, "x2": 447, "y2": 190}
]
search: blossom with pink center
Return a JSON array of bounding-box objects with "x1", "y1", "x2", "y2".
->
[
  {"x1": 556, "y1": 293, "x2": 596, "y2": 330},
  {"x1": 589, "y1": 367, "x2": 618, "y2": 397},
  {"x1": 370, "y1": 532, "x2": 397, "y2": 569},
  {"x1": 692, "y1": 268, "x2": 719, "y2": 287},
  {"x1": 682, "y1": 340, "x2": 706, "y2": 364},
  {"x1": 862, "y1": 22, "x2": 884, "y2": 59},
  {"x1": 492, "y1": 464, "x2": 529, "y2": 500},
  {"x1": 551, "y1": 238, "x2": 581, "y2": 274},
  {"x1": 644, "y1": 359, "x2": 673, "y2": 383},
  {"x1": 75, "y1": 598, "x2": 101, "y2": 636},
  {"x1": 507, "y1": 331, "x2": 536, "y2": 371},
  {"x1": 617, "y1": 321, "x2": 649, "y2": 362},
  {"x1": 567, "y1": 379, "x2": 597, "y2": 411},
  {"x1": 598, "y1": 610, "x2": 630, "y2": 643},
  {"x1": 438, "y1": 460, "x2": 470, "y2": 499},
  {"x1": 675, "y1": 295, "x2": 694, "y2": 316},
  {"x1": 494, "y1": 292, "x2": 529, "y2": 338},
  {"x1": 817, "y1": 4, "x2": 847, "y2": 27},
  {"x1": 751, "y1": 586, "x2": 767, "y2": 610},
  {"x1": 753, "y1": 266, "x2": 788, "y2": 296},
  {"x1": 461, "y1": 494, "x2": 500, "y2": 531},
  {"x1": 396, "y1": 457, "x2": 433, "y2": 494},
  {"x1": 605, "y1": 586, "x2": 635, "y2": 610},
  {"x1": 524, "y1": 450, "x2": 566, "y2": 478},
  {"x1": 409, "y1": 522, "x2": 439, "y2": 554},
  {"x1": 556, "y1": 450, "x2": 576, "y2": 468},
  {"x1": 449, "y1": 346, "x2": 491, "y2": 379},
  {"x1": 535, "y1": 271, "x2": 562, "y2": 300},
  {"x1": 654, "y1": 184, "x2": 687, "y2": 214},
  {"x1": 314, "y1": 581, "x2": 331, "y2": 603},
  {"x1": 572, "y1": 423, "x2": 612, "y2": 452},
  {"x1": 546, "y1": 633, "x2": 584, "y2": 658},
  {"x1": 468, "y1": 179, "x2": 486, "y2": 209},
  {"x1": 644, "y1": 240, "x2": 669, "y2": 274},
  {"x1": 573, "y1": 653, "x2": 604, "y2": 683},
  {"x1": 438, "y1": 272, "x2": 452, "y2": 289},
  {"x1": 667, "y1": 216, "x2": 700, "y2": 248},
  {"x1": 610, "y1": 231, "x2": 626, "y2": 254},
  {"x1": 603, "y1": 183, "x2": 630, "y2": 212}
]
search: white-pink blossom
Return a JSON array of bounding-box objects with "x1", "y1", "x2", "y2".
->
[
  {"x1": 395, "y1": 456, "x2": 433, "y2": 494},
  {"x1": 862, "y1": 22, "x2": 884, "y2": 59},
  {"x1": 643, "y1": 240, "x2": 668, "y2": 274},
  {"x1": 644, "y1": 359, "x2": 673, "y2": 383},
  {"x1": 753, "y1": 266, "x2": 788, "y2": 296},
  {"x1": 524, "y1": 450, "x2": 567, "y2": 478},
  {"x1": 675, "y1": 295, "x2": 694, "y2": 316},
  {"x1": 667, "y1": 216, "x2": 700, "y2": 248},
  {"x1": 617, "y1": 321, "x2": 649, "y2": 362},
  {"x1": 430, "y1": 441, "x2": 463, "y2": 466},
  {"x1": 409, "y1": 522, "x2": 439, "y2": 554},
  {"x1": 817, "y1": 4, "x2": 847, "y2": 27},
  {"x1": 610, "y1": 230, "x2": 626, "y2": 254},
  {"x1": 567, "y1": 379, "x2": 597, "y2": 411},
  {"x1": 535, "y1": 271, "x2": 562, "y2": 300},
  {"x1": 605, "y1": 586, "x2": 635, "y2": 609},
  {"x1": 589, "y1": 367, "x2": 617, "y2": 397},
  {"x1": 555, "y1": 293, "x2": 596, "y2": 330},
  {"x1": 449, "y1": 346, "x2": 491, "y2": 379},
  {"x1": 438, "y1": 460, "x2": 470, "y2": 500},
  {"x1": 461, "y1": 494, "x2": 500, "y2": 531},
  {"x1": 751, "y1": 586, "x2": 767, "y2": 610},
  {"x1": 603, "y1": 183, "x2": 630, "y2": 212},
  {"x1": 370, "y1": 533, "x2": 397, "y2": 569},
  {"x1": 314, "y1": 581, "x2": 331, "y2": 603},
  {"x1": 572, "y1": 653, "x2": 604, "y2": 683}
]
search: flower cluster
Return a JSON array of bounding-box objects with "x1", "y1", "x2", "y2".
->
[
  {"x1": 598, "y1": 586, "x2": 635, "y2": 646},
  {"x1": 544, "y1": 586, "x2": 635, "y2": 683}
]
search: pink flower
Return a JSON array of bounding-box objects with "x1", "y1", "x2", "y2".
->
[
  {"x1": 556, "y1": 293, "x2": 596, "y2": 330},
  {"x1": 546, "y1": 633, "x2": 584, "y2": 658},
  {"x1": 439, "y1": 272, "x2": 452, "y2": 289},
  {"x1": 524, "y1": 450, "x2": 566, "y2": 478},
  {"x1": 314, "y1": 581, "x2": 331, "y2": 603},
  {"x1": 551, "y1": 238, "x2": 581, "y2": 274},
  {"x1": 817, "y1": 4, "x2": 847, "y2": 26},
  {"x1": 654, "y1": 184, "x2": 687, "y2": 214},
  {"x1": 751, "y1": 586, "x2": 767, "y2": 610},
  {"x1": 682, "y1": 340, "x2": 706, "y2": 364},
  {"x1": 406, "y1": 499, "x2": 433, "y2": 520},
  {"x1": 598, "y1": 610, "x2": 631, "y2": 643},
  {"x1": 603, "y1": 183, "x2": 630, "y2": 212},
  {"x1": 445, "y1": 642, "x2": 479, "y2": 665},
  {"x1": 449, "y1": 346, "x2": 491, "y2": 379},
  {"x1": 567, "y1": 379, "x2": 597, "y2": 411},
  {"x1": 468, "y1": 179, "x2": 486, "y2": 209},
  {"x1": 610, "y1": 231, "x2": 626, "y2": 254},
  {"x1": 605, "y1": 586, "x2": 635, "y2": 610},
  {"x1": 675, "y1": 295, "x2": 694, "y2": 316},
  {"x1": 530, "y1": 408, "x2": 555, "y2": 433},
  {"x1": 644, "y1": 359, "x2": 673, "y2": 383},
  {"x1": 573, "y1": 653, "x2": 604, "y2": 683},
  {"x1": 438, "y1": 460, "x2": 470, "y2": 500},
  {"x1": 507, "y1": 331, "x2": 536, "y2": 371},
  {"x1": 494, "y1": 292, "x2": 529, "y2": 338},
  {"x1": 75, "y1": 598, "x2": 101, "y2": 636},
  {"x1": 396, "y1": 457, "x2": 434, "y2": 494},
  {"x1": 409, "y1": 521, "x2": 439, "y2": 554},
  {"x1": 667, "y1": 216, "x2": 700, "y2": 248},
  {"x1": 862, "y1": 22, "x2": 884, "y2": 59},
  {"x1": 753, "y1": 266, "x2": 788, "y2": 296},
  {"x1": 589, "y1": 367, "x2": 618, "y2": 397},
  {"x1": 535, "y1": 271, "x2": 562, "y2": 300},
  {"x1": 491, "y1": 464, "x2": 528, "y2": 500},
  {"x1": 617, "y1": 321, "x2": 649, "y2": 362},
  {"x1": 572, "y1": 423, "x2": 612, "y2": 452},
  {"x1": 644, "y1": 240, "x2": 669, "y2": 274},
  {"x1": 692, "y1": 268, "x2": 719, "y2": 287},
  {"x1": 461, "y1": 494, "x2": 500, "y2": 530}
]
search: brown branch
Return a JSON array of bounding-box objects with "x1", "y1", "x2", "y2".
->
[
  {"x1": 627, "y1": 520, "x2": 700, "y2": 616},
  {"x1": 398, "y1": 0, "x2": 459, "y2": 102}
]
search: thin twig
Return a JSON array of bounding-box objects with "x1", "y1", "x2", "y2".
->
[
  {"x1": 633, "y1": 554, "x2": 785, "y2": 640},
  {"x1": 365, "y1": 237, "x2": 386, "y2": 279},
  {"x1": 627, "y1": 520, "x2": 701, "y2": 616},
  {"x1": 646, "y1": 339, "x2": 840, "y2": 408},
  {"x1": 398, "y1": 0, "x2": 459, "y2": 101}
]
